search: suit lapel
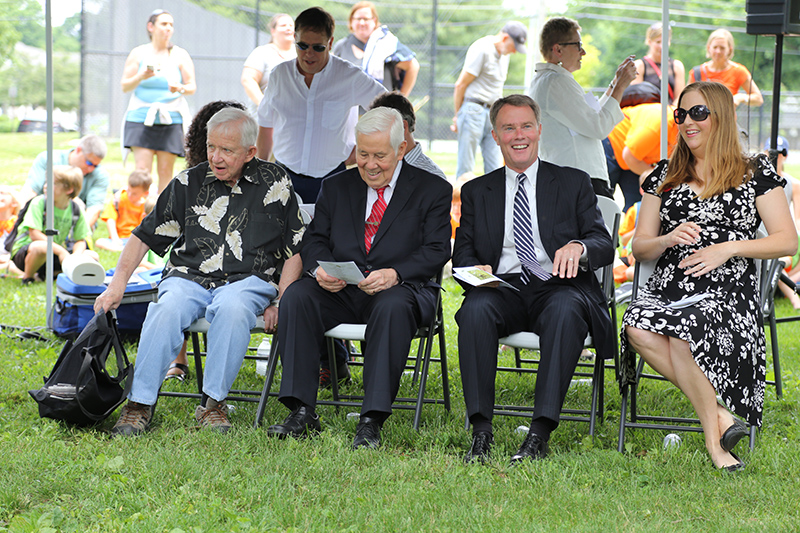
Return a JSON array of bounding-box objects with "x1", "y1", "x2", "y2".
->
[
  {"x1": 535, "y1": 162, "x2": 557, "y2": 257},
  {"x1": 350, "y1": 174, "x2": 369, "y2": 256},
  {"x1": 484, "y1": 168, "x2": 506, "y2": 263}
]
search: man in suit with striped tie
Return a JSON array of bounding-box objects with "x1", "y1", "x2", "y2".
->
[
  {"x1": 453, "y1": 94, "x2": 614, "y2": 465},
  {"x1": 267, "y1": 107, "x2": 452, "y2": 450}
]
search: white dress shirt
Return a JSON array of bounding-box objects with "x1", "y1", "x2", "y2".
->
[
  {"x1": 365, "y1": 160, "x2": 403, "y2": 220},
  {"x1": 497, "y1": 161, "x2": 551, "y2": 275},
  {"x1": 527, "y1": 62, "x2": 624, "y2": 186},
  {"x1": 258, "y1": 55, "x2": 385, "y2": 178},
  {"x1": 497, "y1": 162, "x2": 587, "y2": 276}
]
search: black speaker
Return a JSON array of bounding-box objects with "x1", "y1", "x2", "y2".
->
[{"x1": 746, "y1": 0, "x2": 800, "y2": 35}]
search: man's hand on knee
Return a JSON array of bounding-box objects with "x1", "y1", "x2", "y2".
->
[{"x1": 358, "y1": 268, "x2": 398, "y2": 295}]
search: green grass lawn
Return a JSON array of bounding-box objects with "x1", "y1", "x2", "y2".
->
[{"x1": 2, "y1": 132, "x2": 800, "y2": 531}]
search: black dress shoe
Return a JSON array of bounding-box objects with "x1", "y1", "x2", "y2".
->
[
  {"x1": 510, "y1": 431, "x2": 549, "y2": 465},
  {"x1": 266, "y1": 406, "x2": 321, "y2": 438},
  {"x1": 352, "y1": 416, "x2": 382, "y2": 450},
  {"x1": 720, "y1": 417, "x2": 747, "y2": 452},
  {"x1": 464, "y1": 431, "x2": 493, "y2": 464},
  {"x1": 722, "y1": 451, "x2": 746, "y2": 473}
]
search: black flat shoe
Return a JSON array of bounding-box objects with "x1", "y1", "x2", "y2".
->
[
  {"x1": 266, "y1": 406, "x2": 321, "y2": 438},
  {"x1": 352, "y1": 416, "x2": 381, "y2": 450},
  {"x1": 510, "y1": 431, "x2": 548, "y2": 465},
  {"x1": 721, "y1": 451, "x2": 745, "y2": 473},
  {"x1": 720, "y1": 417, "x2": 747, "y2": 452},
  {"x1": 464, "y1": 431, "x2": 493, "y2": 464}
]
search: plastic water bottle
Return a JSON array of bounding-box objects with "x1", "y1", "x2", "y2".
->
[
  {"x1": 663, "y1": 433, "x2": 682, "y2": 450},
  {"x1": 255, "y1": 338, "x2": 271, "y2": 376},
  {"x1": 515, "y1": 425, "x2": 530, "y2": 435},
  {"x1": 346, "y1": 412, "x2": 360, "y2": 421}
]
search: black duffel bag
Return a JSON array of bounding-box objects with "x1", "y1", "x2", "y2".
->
[{"x1": 29, "y1": 311, "x2": 133, "y2": 426}]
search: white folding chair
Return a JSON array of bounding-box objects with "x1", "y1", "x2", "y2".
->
[
  {"x1": 616, "y1": 237, "x2": 775, "y2": 452},
  {"x1": 482, "y1": 197, "x2": 621, "y2": 436},
  {"x1": 255, "y1": 272, "x2": 450, "y2": 430},
  {"x1": 158, "y1": 316, "x2": 274, "y2": 428}
]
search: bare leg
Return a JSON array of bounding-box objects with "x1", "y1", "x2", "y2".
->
[
  {"x1": 165, "y1": 340, "x2": 189, "y2": 379},
  {"x1": 626, "y1": 326, "x2": 740, "y2": 469},
  {"x1": 23, "y1": 241, "x2": 68, "y2": 279},
  {"x1": 777, "y1": 280, "x2": 800, "y2": 310},
  {"x1": 155, "y1": 151, "x2": 178, "y2": 193},
  {"x1": 133, "y1": 146, "x2": 155, "y2": 176}
]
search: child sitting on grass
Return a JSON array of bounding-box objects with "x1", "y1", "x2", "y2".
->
[
  {"x1": 95, "y1": 170, "x2": 152, "y2": 252},
  {"x1": 10, "y1": 166, "x2": 99, "y2": 285},
  {"x1": 0, "y1": 187, "x2": 22, "y2": 276}
]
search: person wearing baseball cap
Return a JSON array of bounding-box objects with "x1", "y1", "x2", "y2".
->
[{"x1": 452, "y1": 22, "x2": 528, "y2": 180}]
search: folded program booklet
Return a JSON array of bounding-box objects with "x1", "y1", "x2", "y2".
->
[
  {"x1": 316, "y1": 261, "x2": 366, "y2": 284},
  {"x1": 453, "y1": 267, "x2": 519, "y2": 291}
]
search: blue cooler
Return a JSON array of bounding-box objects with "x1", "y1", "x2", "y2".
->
[{"x1": 51, "y1": 268, "x2": 162, "y2": 339}]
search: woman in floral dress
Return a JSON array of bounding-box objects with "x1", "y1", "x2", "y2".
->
[{"x1": 621, "y1": 81, "x2": 796, "y2": 471}]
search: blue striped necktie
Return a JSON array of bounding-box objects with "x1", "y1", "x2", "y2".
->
[{"x1": 513, "y1": 173, "x2": 552, "y2": 283}]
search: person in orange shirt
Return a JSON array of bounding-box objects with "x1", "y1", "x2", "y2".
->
[
  {"x1": 0, "y1": 187, "x2": 21, "y2": 276},
  {"x1": 95, "y1": 170, "x2": 152, "y2": 251},
  {"x1": 603, "y1": 102, "x2": 678, "y2": 210},
  {"x1": 689, "y1": 29, "x2": 763, "y2": 108}
]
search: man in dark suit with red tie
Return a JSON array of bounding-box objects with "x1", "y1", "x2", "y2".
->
[
  {"x1": 267, "y1": 107, "x2": 452, "y2": 449},
  {"x1": 453, "y1": 94, "x2": 614, "y2": 464}
]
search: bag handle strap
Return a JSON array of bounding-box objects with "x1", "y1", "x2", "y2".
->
[
  {"x1": 643, "y1": 57, "x2": 674, "y2": 101},
  {"x1": 74, "y1": 312, "x2": 133, "y2": 422}
]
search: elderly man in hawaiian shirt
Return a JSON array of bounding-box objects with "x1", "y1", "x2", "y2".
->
[{"x1": 96, "y1": 107, "x2": 305, "y2": 436}]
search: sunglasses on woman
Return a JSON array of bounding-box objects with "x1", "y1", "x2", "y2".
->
[
  {"x1": 673, "y1": 105, "x2": 712, "y2": 125},
  {"x1": 295, "y1": 41, "x2": 327, "y2": 52}
]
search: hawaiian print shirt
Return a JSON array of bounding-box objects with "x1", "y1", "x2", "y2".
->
[{"x1": 134, "y1": 158, "x2": 305, "y2": 289}]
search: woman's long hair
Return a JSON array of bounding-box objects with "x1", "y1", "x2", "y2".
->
[
  {"x1": 184, "y1": 100, "x2": 246, "y2": 168},
  {"x1": 659, "y1": 81, "x2": 751, "y2": 199}
]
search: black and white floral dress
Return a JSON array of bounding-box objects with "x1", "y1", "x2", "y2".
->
[{"x1": 620, "y1": 155, "x2": 784, "y2": 426}]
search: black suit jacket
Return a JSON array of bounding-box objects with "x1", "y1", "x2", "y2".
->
[
  {"x1": 452, "y1": 161, "x2": 615, "y2": 358},
  {"x1": 301, "y1": 163, "x2": 453, "y2": 318}
]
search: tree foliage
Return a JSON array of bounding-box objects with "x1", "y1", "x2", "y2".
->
[
  {"x1": 565, "y1": 0, "x2": 800, "y2": 92},
  {"x1": 0, "y1": 1, "x2": 81, "y2": 110},
  {"x1": 0, "y1": 50, "x2": 80, "y2": 110}
]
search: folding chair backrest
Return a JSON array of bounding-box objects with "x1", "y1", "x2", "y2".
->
[
  {"x1": 595, "y1": 196, "x2": 622, "y2": 300},
  {"x1": 631, "y1": 259, "x2": 657, "y2": 301}
]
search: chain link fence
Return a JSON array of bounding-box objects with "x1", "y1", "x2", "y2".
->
[
  {"x1": 81, "y1": 0, "x2": 527, "y2": 147},
  {"x1": 81, "y1": 0, "x2": 798, "y2": 154}
]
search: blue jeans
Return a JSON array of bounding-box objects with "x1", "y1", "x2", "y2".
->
[
  {"x1": 128, "y1": 276, "x2": 277, "y2": 406},
  {"x1": 456, "y1": 101, "x2": 501, "y2": 178}
]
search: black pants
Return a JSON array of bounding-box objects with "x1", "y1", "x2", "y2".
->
[
  {"x1": 456, "y1": 275, "x2": 592, "y2": 424},
  {"x1": 277, "y1": 162, "x2": 346, "y2": 204},
  {"x1": 278, "y1": 277, "x2": 427, "y2": 415}
]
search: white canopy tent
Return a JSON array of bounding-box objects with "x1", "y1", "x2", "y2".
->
[{"x1": 44, "y1": 0, "x2": 57, "y2": 325}]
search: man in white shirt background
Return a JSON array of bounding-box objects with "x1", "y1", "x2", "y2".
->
[{"x1": 256, "y1": 7, "x2": 386, "y2": 204}]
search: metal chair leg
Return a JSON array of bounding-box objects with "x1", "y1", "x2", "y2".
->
[{"x1": 254, "y1": 337, "x2": 280, "y2": 428}]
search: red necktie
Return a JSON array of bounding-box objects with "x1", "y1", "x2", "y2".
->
[{"x1": 365, "y1": 186, "x2": 387, "y2": 253}]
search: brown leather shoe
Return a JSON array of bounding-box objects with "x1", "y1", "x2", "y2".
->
[{"x1": 195, "y1": 398, "x2": 232, "y2": 433}]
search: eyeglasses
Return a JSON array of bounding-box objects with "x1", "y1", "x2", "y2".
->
[
  {"x1": 559, "y1": 41, "x2": 583, "y2": 50},
  {"x1": 353, "y1": 17, "x2": 374, "y2": 23},
  {"x1": 295, "y1": 41, "x2": 327, "y2": 52},
  {"x1": 673, "y1": 104, "x2": 712, "y2": 125},
  {"x1": 85, "y1": 159, "x2": 97, "y2": 169}
]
